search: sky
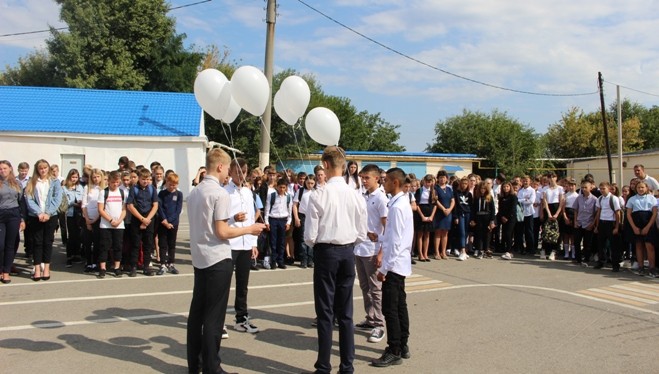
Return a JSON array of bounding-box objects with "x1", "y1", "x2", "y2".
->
[{"x1": 1, "y1": 0, "x2": 659, "y2": 152}]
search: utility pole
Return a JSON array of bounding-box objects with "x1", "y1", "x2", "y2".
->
[
  {"x1": 617, "y1": 85, "x2": 623, "y2": 186},
  {"x1": 598, "y1": 72, "x2": 613, "y2": 183},
  {"x1": 259, "y1": 0, "x2": 276, "y2": 170}
]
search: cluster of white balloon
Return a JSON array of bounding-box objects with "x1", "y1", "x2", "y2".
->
[{"x1": 193, "y1": 66, "x2": 341, "y2": 146}]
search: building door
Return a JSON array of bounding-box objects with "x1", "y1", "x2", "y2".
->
[{"x1": 61, "y1": 154, "x2": 85, "y2": 179}]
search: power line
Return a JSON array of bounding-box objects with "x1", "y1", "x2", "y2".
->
[
  {"x1": 602, "y1": 79, "x2": 659, "y2": 98},
  {"x1": 295, "y1": 0, "x2": 598, "y2": 97},
  {"x1": 0, "y1": 0, "x2": 213, "y2": 38}
]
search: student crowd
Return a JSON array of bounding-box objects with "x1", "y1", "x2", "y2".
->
[{"x1": 1, "y1": 152, "x2": 657, "y2": 372}]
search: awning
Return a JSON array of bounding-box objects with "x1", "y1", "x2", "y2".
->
[{"x1": 444, "y1": 165, "x2": 464, "y2": 172}]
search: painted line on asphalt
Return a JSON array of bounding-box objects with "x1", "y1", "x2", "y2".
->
[{"x1": 2, "y1": 282, "x2": 658, "y2": 333}]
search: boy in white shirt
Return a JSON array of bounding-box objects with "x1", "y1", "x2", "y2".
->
[
  {"x1": 265, "y1": 178, "x2": 292, "y2": 269},
  {"x1": 593, "y1": 182, "x2": 621, "y2": 271},
  {"x1": 98, "y1": 171, "x2": 126, "y2": 278},
  {"x1": 354, "y1": 164, "x2": 388, "y2": 344},
  {"x1": 372, "y1": 167, "x2": 413, "y2": 368}
]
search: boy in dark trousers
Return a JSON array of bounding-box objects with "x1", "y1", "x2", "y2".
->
[
  {"x1": 98, "y1": 171, "x2": 126, "y2": 278},
  {"x1": 265, "y1": 178, "x2": 292, "y2": 269},
  {"x1": 157, "y1": 172, "x2": 183, "y2": 275},
  {"x1": 372, "y1": 168, "x2": 413, "y2": 368},
  {"x1": 126, "y1": 168, "x2": 159, "y2": 277},
  {"x1": 593, "y1": 182, "x2": 621, "y2": 271}
]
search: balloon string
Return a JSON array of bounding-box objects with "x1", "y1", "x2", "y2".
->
[
  {"x1": 291, "y1": 121, "x2": 312, "y2": 172},
  {"x1": 259, "y1": 117, "x2": 287, "y2": 173},
  {"x1": 297, "y1": 121, "x2": 316, "y2": 170},
  {"x1": 220, "y1": 119, "x2": 246, "y2": 209}
]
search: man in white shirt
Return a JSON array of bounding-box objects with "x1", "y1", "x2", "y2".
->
[
  {"x1": 354, "y1": 164, "x2": 388, "y2": 344},
  {"x1": 517, "y1": 176, "x2": 536, "y2": 255},
  {"x1": 372, "y1": 167, "x2": 413, "y2": 368},
  {"x1": 224, "y1": 158, "x2": 260, "y2": 334},
  {"x1": 304, "y1": 146, "x2": 368, "y2": 374},
  {"x1": 186, "y1": 148, "x2": 265, "y2": 374},
  {"x1": 634, "y1": 164, "x2": 659, "y2": 196}
]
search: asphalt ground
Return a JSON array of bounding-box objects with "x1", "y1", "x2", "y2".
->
[{"x1": 2, "y1": 208, "x2": 659, "y2": 374}]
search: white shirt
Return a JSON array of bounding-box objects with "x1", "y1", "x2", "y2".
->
[
  {"x1": 224, "y1": 180, "x2": 258, "y2": 250},
  {"x1": 543, "y1": 185, "x2": 564, "y2": 204},
  {"x1": 36, "y1": 178, "x2": 49, "y2": 213},
  {"x1": 565, "y1": 191, "x2": 578, "y2": 210},
  {"x1": 304, "y1": 176, "x2": 368, "y2": 247},
  {"x1": 99, "y1": 188, "x2": 126, "y2": 229},
  {"x1": 640, "y1": 175, "x2": 659, "y2": 192},
  {"x1": 517, "y1": 186, "x2": 536, "y2": 217},
  {"x1": 533, "y1": 189, "x2": 542, "y2": 218},
  {"x1": 294, "y1": 188, "x2": 313, "y2": 215},
  {"x1": 187, "y1": 176, "x2": 232, "y2": 269},
  {"x1": 354, "y1": 188, "x2": 388, "y2": 257},
  {"x1": 82, "y1": 185, "x2": 101, "y2": 220},
  {"x1": 265, "y1": 191, "x2": 292, "y2": 225},
  {"x1": 378, "y1": 191, "x2": 413, "y2": 277},
  {"x1": 596, "y1": 193, "x2": 621, "y2": 221},
  {"x1": 418, "y1": 186, "x2": 431, "y2": 204}
]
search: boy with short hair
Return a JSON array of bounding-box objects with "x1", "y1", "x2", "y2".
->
[
  {"x1": 126, "y1": 168, "x2": 159, "y2": 277},
  {"x1": 372, "y1": 168, "x2": 413, "y2": 368},
  {"x1": 265, "y1": 178, "x2": 292, "y2": 269},
  {"x1": 98, "y1": 171, "x2": 127, "y2": 278},
  {"x1": 593, "y1": 182, "x2": 621, "y2": 271},
  {"x1": 354, "y1": 164, "x2": 388, "y2": 343},
  {"x1": 573, "y1": 180, "x2": 597, "y2": 264},
  {"x1": 157, "y1": 173, "x2": 183, "y2": 275}
]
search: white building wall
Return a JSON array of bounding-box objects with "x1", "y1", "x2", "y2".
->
[{"x1": 2, "y1": 132, "x2": 206, "y2": 198}]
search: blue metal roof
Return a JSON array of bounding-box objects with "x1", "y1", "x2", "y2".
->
[
  {"x1": 0, "y1": 86, "x2": 201, "y2": 137},
  {"x1": 311, "y1": 150, "x2": 478, "y2": 158}
]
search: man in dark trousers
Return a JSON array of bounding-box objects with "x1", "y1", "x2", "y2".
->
[{"x1": 304, "y1": 146, "x2": 368, "y2": 374}]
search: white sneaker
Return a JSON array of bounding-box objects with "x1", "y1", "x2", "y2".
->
[
  {"x1": 631, "y1": 261, "x2": 640, "y2": 270},
  {"x1": 367, "y1": 327, "x2": 385, "y2": 343},
  {"x1": 473, "y1": 250, "x2": 480, "y2": 258},
  {"x1": 454, "y1": 249, "x2": 461, "y2": 257},
  {"x1": 548, "y1": 251, "x2": 556, "y2": 261},
  {"x1": 540, "y1": 250, "x2": 546, "y2": 259},
  {"x1": 502, "y1": 252, "x2": 513, "y2": 260},
  {"x1": 235, "y1": 317, "x2": 259, "y2": 333},
  {"x1": 458, "y1": 253, "x2": 468, "y2": 261},
  {"x1": 221, "y1": 326, "x2": 229, "y2": 339}
]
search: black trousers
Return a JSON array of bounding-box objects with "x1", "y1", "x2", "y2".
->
[
  {"x1": 29, "y1": 216, "x2": 58, "y2": 264},
  {"x1": 473, "y1": 215, "x2": 492, "y2": 252},
  {"x1": 187, "y1": 258, "x2": 233, "y2": 374},
  {"x1": 158, "y1": 225, "x2": 179, "y2": 265},
  {"x1": 82, "y1": 220, "x2": 100, "y2": 265},
  {"x1": 313, "y1": 244, "x2": 355, "y2": 374},
  {"x1": 382, "y1": 271, "x2": 410, "y2": 354},
  {"x1": 523, "y1": 215, "x2": 534, "y2": 253},
  {"x1": 574, "y1": 227, "x2": 594, "y2": 262},
  {"x1": 597, "y1": 220, "x2": 620, "y2": 268},
  {"x1": 99, "y1": 228, "x2": 124, "y2": 263},
  {"x1": 66, "y1": 216, "x2": 82, "y2": 259},
  {"x1": 231, "y1": 249, "x2": 252, "y2": 320},
  {"x1": 0, "y1": 207, "x2": 21, "y2": 273},
  {"x1": 501, "y1": 219, "x2": 515, "y2": 252},
  {"x1": 130, "y1": 218, "x2": 154, "y2": 268}
]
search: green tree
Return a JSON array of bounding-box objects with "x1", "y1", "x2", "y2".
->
[
  {"x1": 639, "y1": 106, "x2": 659, "y2": 149},
  {"x1": 426, "y1": 109, "x2": 540, "y2": 177},
  {"x1": 1, "y1": 0, "x2": 200, "y2": 92}
]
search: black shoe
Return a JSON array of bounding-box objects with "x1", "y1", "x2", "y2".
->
[
  {"x1": 307, "y1": 262, "x2": 314, "y2": 268},
  {"x1": 401, "y1": 345, "x2": 411, "y2": 359},
  {"x1": 98, "y1": 269, "x2": 106, "y2": 278},
  {"x1": 278, "y1": 263, "x2": 287, "y2": 269},
  {"x1": 143, "y1": 269, "x2": 154, "y2": 276},
  {"x1": 411, "y1": 259, "x2": 417, "y2": 264},
  {"x1": 114, "y1": 268, "x2": 123, "y2": 277},
  {"x1": 129, "y1": 267, "x2": 137, "y2": 277},
  {"x1": 250, "y1": 263, "x2": 259, "y2": 271},
  {"x1": 371, "y1": 348, "x2": 403, "y2": 367},
  {"x1": 593, "y1": 262, "x2": 604, "y2": 269},
  {"x1": 66, "y1": 259, "x2": 73, "y2": 268}
]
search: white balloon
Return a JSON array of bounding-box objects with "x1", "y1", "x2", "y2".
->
[
  {"x1": 305, "y1": 107, "x2": 341, "y2": 146},
  {"x1": 193, "y1": 69, "x2": 228, "y2": 120},
  {"x1": 274, "y1": 76, "x2": 310, "y2": 126},
  {"x1": 217, "y1": 82, "x2": 233, "y2": 120},
  {"x1": 221, "y1": 96, "x2": 241, "y2": 124},
  {"x1": 274, "y1": 90, "x2": 297, "y2": 126},
  {"x1": 231, "y1": 65, "x2": 270, "y2": 116}
]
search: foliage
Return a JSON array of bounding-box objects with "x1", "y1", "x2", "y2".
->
[
  {"x1": 544, "y1": 103, "x2": 643, "y2": 159},
  {"x1": 426, "y1": 109, "x2": 540, "y2": 177}
]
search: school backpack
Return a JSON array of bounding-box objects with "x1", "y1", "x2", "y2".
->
[
  {"x1": 542, "y1": 219, "x2": 560, "y2": 244},
  {"x1": 516, "y1": 201, "x2": 524, "y2": 222},
  {"x1": 269, "y1": 191, "x2": 291, "y2": 213},
  {"x1": 57, "y1": 187, "x2": 69, "y2": 215},
  {"x1": 133, "y1": 184, "x2": 155, "y2": 198}
]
